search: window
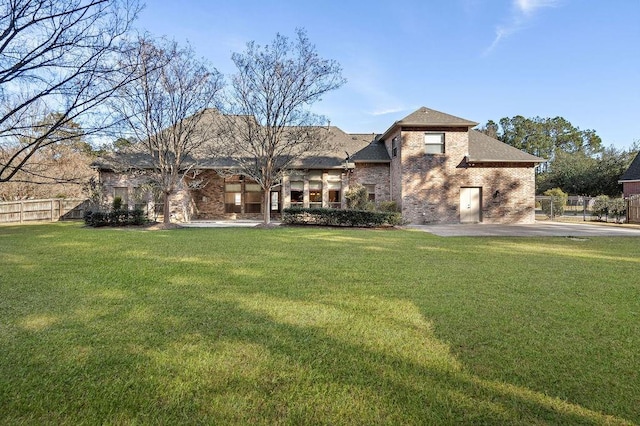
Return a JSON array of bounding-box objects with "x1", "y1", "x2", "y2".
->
[
  {"x1": 391, "y1": 137, "x2": 398, "y2": 157},
  {"x1": 224, "y1": 183, "x2": 242, "y2": 213},
  {"x1": 309, "y1": 180, "x2": 322, "y2": 208},
  {"x1": 327, "y1": 181, "x2": 341, "y2": 208},
  {"x1": 271, "y1": 191, "x2": 280, "y2": 211},
  {"x1": 290, "y1": 181, "x2": 303, "y2": 205},
  {"x1": 244, "y1": 183, "x2": 262, "y2": 213},
  {"x1": 424, "y1": 132, "x2": 445, "y2": 154},
  {"x1": 364, "y1": 184, "x2": 376, "y2": 202}
]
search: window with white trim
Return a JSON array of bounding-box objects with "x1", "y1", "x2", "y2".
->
[{"x1": 424, "y1": 132, "x2": 445, "y2": 154}]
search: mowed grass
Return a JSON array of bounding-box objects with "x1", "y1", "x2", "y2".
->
[{"x1": 0, "y1": 223, "x2": 638, "y2": 425}]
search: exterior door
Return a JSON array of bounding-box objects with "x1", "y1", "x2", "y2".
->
[{"x1": 460, "y1": 187, "x2": 481, "y2": 223}]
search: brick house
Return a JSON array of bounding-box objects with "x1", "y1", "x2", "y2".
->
[
  {"x1": 619, "y1": 152, "x2": 640, "y2": 197},
  {"x1": 95, "y1": 106, "x2": 544, "y2": 224}
]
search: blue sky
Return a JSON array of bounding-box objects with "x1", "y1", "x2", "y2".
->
[{"x1": 136, "y1": 0, "x2": 639, "y2": 149}]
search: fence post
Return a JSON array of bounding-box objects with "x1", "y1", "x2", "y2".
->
[
  {"x1": 51, "y1": 199, "x2": 55, "y2": 222},
  {"x1": 19, "y1": 201, "x2": 23, "y2": 223}
]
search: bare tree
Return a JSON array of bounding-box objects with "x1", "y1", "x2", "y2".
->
[
  {"x1": 0, "y1": 0, "x2": 141, "y2": 185},
  {"x1": 111, "y1": 36, "x2": 223, "y2": 224},
  {"x1": 222, "y1": 29, "x2": 346, "y2": 224},
  {"x1": 0, "y1": 113, "x2": 96, "y2": 200}
]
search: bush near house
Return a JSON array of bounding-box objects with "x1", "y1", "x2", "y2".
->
[
  {"x1": 283, "y1": 207, "x2": 403, "y2": 227},
  {"x1": 592, "y1": 195, "x2": 626, "y2": 222},
  {"x1": 541, "y1": 188, "x2": 568, "y2": 218},
  {"x1": 83, "y1": 208, "x2": 147, "y2": 227}
]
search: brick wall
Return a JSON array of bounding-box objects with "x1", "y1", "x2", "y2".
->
[
  {"x1": 384, "y1": 129, "x2": 403, "y2": 207},
  {"x1": 623, "y1": 181, "x2": 640, "y2": 197},
  {"x1": 395, "y1": 128, "x2": 536, "y2": 224},
  {"x1": 100, "y1": 171, "x2": 194, "y2": 222},
  {"x1": 188, "y1": 171, "x2": 265, "y2": 220},
  {"x1": 350, "y1": 163, "x2": 391, "y2": 205}
]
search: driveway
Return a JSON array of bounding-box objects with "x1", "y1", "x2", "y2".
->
[{"x1": 407, "y1": 221, "x2": 640, "y2": 237}]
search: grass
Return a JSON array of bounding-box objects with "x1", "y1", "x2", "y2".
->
[{"x1": 0, "y1": 222, "x2": 638, "y2": 425}]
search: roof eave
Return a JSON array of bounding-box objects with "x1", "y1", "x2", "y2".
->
[{"x1": 468, "y1": 158, "x2": 545, "y2": 164}]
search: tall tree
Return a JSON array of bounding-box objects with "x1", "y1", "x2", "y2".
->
[
  {"x1": 221, "y1": 29, "x2": 346, "y2": 224},
  {"x1": 493, "y1": 116, "x2": 602, "y2": 161},
  {"x1": 111, "y1": 36, "x2": 224, "y2": 224},
  {"x1": 0, "y1": 0, "x2": 141, "y2": 184},
  {"x1": 536, "y1": 145, "x2": 637, "y2": 196}
]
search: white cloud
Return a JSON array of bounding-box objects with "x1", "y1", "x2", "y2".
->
[
  {"x1": 516, "y1": 0, "x2": 560, "y2": 15},
  {"x1": 484, "y1": 0, "x2": 561, "y2": 54}
]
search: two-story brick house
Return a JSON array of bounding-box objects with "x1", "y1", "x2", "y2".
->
[{"x1": 94, "y1": 106, "x2": 544, "y2": 224}]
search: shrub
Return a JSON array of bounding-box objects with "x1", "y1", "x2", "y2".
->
[
  {"x1": 592, "y1": 195, "x2": 610, "y2": 221},
  {"x1": 84, "y1": 208, "x2": 147, "y2": 227},
  {"x1": 592, "y1": 196, "x2": 626, "y2": 222},
  {"x1": 609, "y1": 198, "x2": 626, "y2": 223},
  {"x1": 541, "y1": 188, "x2": 568, "y2": 218},
  {"x1": 112, "y1": 196, "x2": 123, "y2": 211},
  {"x1": 345, "y1": 184, "x2": 374, "y2": 211},
  {"x1": 378, "y1": 201, "x2": 400, "y2": 213},
  {"x1": 283, "y1": 207, "x2": 402, "y2": 227}
]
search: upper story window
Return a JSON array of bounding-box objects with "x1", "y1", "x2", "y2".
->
[
  {"x1": 424, "y1": 132, "x2": 445, "y2": 154},
  {"x1": 391, "y1": 137, "x2": 398, "y2": 157}
]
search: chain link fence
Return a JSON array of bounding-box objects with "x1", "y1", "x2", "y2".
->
[{"x1": 535, "y1": 196, "x2": 628, "y2": 222}]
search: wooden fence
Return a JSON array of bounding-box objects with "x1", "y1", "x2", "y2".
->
[
  {"x1": 0, "y1": 198, "x2": 89, "y2": 224},
  {"x1": 628, "y1": 195, "x2": 640, "y2": 224}
]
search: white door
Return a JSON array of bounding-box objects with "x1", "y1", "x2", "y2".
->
[{"x1": 460, "y1": 187, "x2": 481, "y2": 223}]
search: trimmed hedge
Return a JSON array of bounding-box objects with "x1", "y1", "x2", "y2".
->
[
  {"x1": 84, "y1": 208, "x2": 147, "y2": 227},
  {"x1": 283, "y1": 207, "x2": 403, "y2": 227}
]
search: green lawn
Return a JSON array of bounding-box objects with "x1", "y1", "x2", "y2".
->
[{"x1": 0, "y1": 223, "x2": 638, "y2": 425}]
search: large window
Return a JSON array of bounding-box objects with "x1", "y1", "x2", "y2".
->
[
  {"x1": 244, "y1": 183, "x2": 262, "y2": 213},
  {"x1": 424, "y1": 132, "x2": 445, "y2": 154},
  {"x1": 327, "y1": 171, "x2": 341, "y2": 208},
  {"x1": 224, "y1": 183, "x2": 242, "y2": 213},
  {"x1": 327, "y1": 182, "x2": 341, "y2": 208},
  {"x1": 290, "y1": 181, "x2": 303, "y2": 206},
  {"x1": 309, "y1": 180, "x2": 322, "y2": 208}
]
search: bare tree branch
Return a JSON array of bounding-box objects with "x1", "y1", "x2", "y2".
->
[
  {"x1": 110, "y1": 36, "x2": 224, "y2": 224},
  {"x1": 221, "y1": 28, "x2": 346, "y2": 224},
  {"x1": 0, "y1": 0, "x2": 141, "y2": 184}
]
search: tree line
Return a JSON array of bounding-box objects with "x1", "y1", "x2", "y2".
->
[{"x1": 478, "y1": 117, "x2": 638, "y2": 197}]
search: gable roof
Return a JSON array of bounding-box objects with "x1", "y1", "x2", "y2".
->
[
  {"x1": 381, "y1": 106, "x2": 478, "y2": 140},
  {"x1": 468, "y1": 130, "x2": 545, "y2": 163},
  {"x1": 619, "y1": 152, "x2": 640, "y2": 181}
]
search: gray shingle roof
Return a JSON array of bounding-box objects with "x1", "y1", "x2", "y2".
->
[
  {"x1": 398, "y1": 107, "x2": 479, "y2": 127},
  {"x1": 620, "y1": 152, "x2": 640, "y2": 181},
  {"x1": 295, "y1": 127, "x2": 387, "y2": 168},
  {"x1": 380, "y1": 107, "x2": 478, "y2": 140},
  {"x1": 468, "y1": 130, "x2": 545, "y2": 163}
]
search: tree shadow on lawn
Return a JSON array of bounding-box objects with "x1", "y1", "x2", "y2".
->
[{"x1": 2, "y1": 288, "x2": 632, "y2": 425}]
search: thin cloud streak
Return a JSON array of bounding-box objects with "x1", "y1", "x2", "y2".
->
[{"x1": 484, "y1": 0, "x2": 561, "y2": 55}]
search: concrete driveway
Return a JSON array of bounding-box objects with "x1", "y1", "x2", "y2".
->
[{"x1": 407, "y1": 221, "x2": 640, "y2": 237}]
